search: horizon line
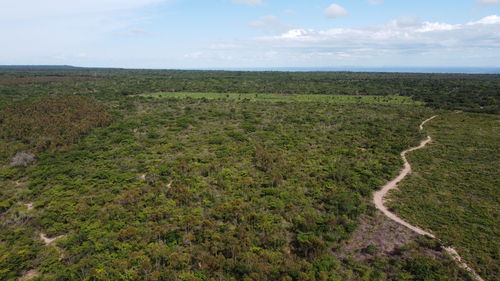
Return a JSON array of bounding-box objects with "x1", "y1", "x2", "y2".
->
[{"x1": 1, "y1": 65, "x2": 500, "y2": 74}]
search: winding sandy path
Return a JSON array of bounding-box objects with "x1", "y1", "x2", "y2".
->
[
  {"x1": 18, "y1": 233, "x2": 64, "y2": 280},
  {"x1": 40, "y1": 233, "x2": 65, "y2": 260},
  {"x1": 17, "y1": 201, "x2": 67, "y2": 280},
  {"x1": 374, "y1": 116, "x2": 437, "y2": 237},
  {"x1": 373, "y1": 116, "x2": 485, "y2": 281},
  {"x1": 40, "y1": 233, "x2": 64, "y2": 245}
]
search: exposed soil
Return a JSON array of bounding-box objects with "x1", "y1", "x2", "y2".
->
[
  {"x1": 39, "y1": 233, "x2": 63, "y2": 245},
  {"x1": 24, "y1": 203, "x2": 34, "y2": 211},
  {"x1": 340, "y1": 212, "x2": 420, "y2": 260},
  {"x1": 443, "y1": 247, "x2": 485, "y2": 281},
  {"x1": 18, "y1": 269, "x2": 39, "y2": 281}
]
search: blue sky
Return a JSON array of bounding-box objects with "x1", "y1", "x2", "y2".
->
[{"x1": 1, "y1": 0, "x2": 499, "y2": 68}]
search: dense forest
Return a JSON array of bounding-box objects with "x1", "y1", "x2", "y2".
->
[
  {"x1": 0, "y1": 68, "x2": 497, "y2": 280},
  {"x1": 0, "y1": 68, "x2": 498, "y2": 113}
]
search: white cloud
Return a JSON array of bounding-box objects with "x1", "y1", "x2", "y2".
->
[
  {"x1": 476, "y1": 0, "x2": 500, "y2": 5},
  {"x1": 468, "y1": 15, "x2": 500, "y2": 24},
  {"x1": 254, "y1": 15, "x2": 500, "y2": 57},
  {"x1": 2, "y1": 1, "x2": 499, "y2": 68},
  {"x1": 324, "y1": 4, "x2": 348, "y2": 19},
  {"x1": 416, "y1": 22, "x2": 457, "y2": 32},
  {"x1": 279, "y1": 29, "x2": 314, "y2": 40},
  {"x1": 205, "y1": 15, "x2": 498, "y2": 67},
  {"x1": 249, "y1": 15, "x2": 293, "y2": 33},
  {"x1": 230, "y1": 0, "x2": 263, "y2": 6}
]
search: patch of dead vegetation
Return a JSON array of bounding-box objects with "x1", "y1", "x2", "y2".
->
[{"x1": 340, "y1": 211, "x2": 428, "y2": 260}]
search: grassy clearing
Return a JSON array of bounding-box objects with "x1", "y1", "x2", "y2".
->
[
  {"x1": 388, "y1": 112, "x2": 500, "y2": 280},
  {"x1": 140, "y1": 92, "x2": 422, "y2": 105}
]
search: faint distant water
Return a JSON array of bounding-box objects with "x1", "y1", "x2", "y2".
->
[
  {"x1": 203, "y1": 67, "x2": 500, "y2": 74},
  {"x1": 1, "y1": 65, "x2": 499, "y2": 74}
]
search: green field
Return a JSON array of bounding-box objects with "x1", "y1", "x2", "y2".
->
[{"x1": 140, "y1": 92, "x2": 422, "y2": 105}]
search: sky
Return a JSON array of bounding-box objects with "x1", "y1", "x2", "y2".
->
[{"x1": 1, "y1": 0, "x2": 500, "y2": 69}]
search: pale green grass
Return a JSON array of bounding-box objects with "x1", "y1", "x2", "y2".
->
[{"x1": 139, "y1": 92, "x2": 423, "y2": 105}]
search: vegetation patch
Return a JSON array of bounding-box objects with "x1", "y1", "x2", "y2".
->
[
  {"x1": 1, "y1": 69, "x2": 498, "y2": 112},
  {"x1": 0, "y1": 76, "x2": 100, "y2": 86},
  {"x1": 0, "y1": 96, "x2": 111, "y2": 152},
  {"x1": 140, "y1": 92, "x2": 422, "y2": 105}
]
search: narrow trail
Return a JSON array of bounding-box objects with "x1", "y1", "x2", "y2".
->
[
  {"x1": 19, "y1": 233, "x2": 65, "y2": 280},
  {"x1": 18, "y1": 269, "x2": 38, "y2": 281},
  {"x1": 373, "y1": 116, "x2": 485, "y2": 281},
  {"x1": 18, "y1": 203, "x2": 65, "y2": 280},
  {"x1": 39, "y1": 233, "x2": 64, "y2": 245}
]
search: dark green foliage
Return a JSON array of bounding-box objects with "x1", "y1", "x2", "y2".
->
[
  {"x1": 404, "y1": 257, "x2": 449, "y2": 281},
  {"x1": 0, "y1": 69, "x2": 498, "y2": 113}
]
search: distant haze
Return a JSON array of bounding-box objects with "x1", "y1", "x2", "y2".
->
[
  {"x1": 191, "y1": 67, "x2": 500, "y2": 74},
  {"x1": 1, "y1": 0, "x2": 500, "y2": 68},
  {"x1": 2, "y1": 65, "x2": 500, "y2": 75}
]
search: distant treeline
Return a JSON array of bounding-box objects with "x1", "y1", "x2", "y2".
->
[{"x1": 0, "y1": 69, "x2": 498, "y2": 113}]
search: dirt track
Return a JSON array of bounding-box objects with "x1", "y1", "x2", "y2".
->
[
  {"x1": 373, "y1": 116, "x2": 485, "y2": 281},
  {"x1": 18, "y1": 203, "x2": 65, "y2": 281},
  {"x1": 39, "y1": 233, "x2": 63, "y2": 245}
]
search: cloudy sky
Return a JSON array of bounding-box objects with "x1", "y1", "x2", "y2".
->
[{"x1": 1, "y1": 0, "x2": 499, "y2": 68}]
